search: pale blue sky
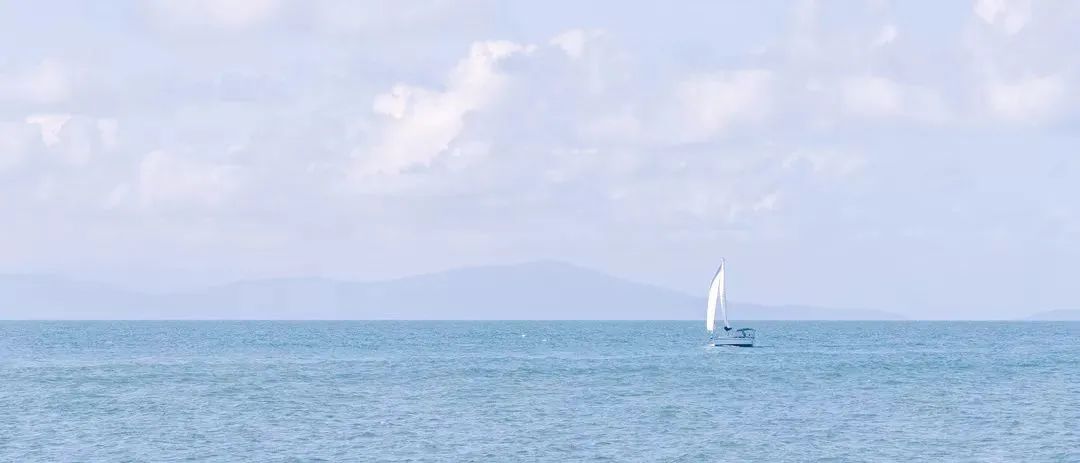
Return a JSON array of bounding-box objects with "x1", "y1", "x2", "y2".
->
[{"x1": 1, "y1": 0, "x2": 1078, "y2": 319}]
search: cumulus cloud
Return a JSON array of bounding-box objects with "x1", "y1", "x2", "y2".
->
[
  {"x1": 25, "y1": 114, "x2": 72, "y2": 148},
  {"x1": 2, "y1": 0, "x2": 1079, "y2": 315},
  {"x1": 550, "y1": 29, "x2": 605, "y2": 60},
  {"x1": 984, "y1": 74, "x2": 1065, "y2": 122},
  {"x1": 25, "y1": 114, "x2": 117, "y2": 166},
  {"x1": 356, "y1": 41, "x2": 532, "y2": 178},
  {"x1": 841, "y1": 76, "x2": 949, "y2": 123},
  {"x1": 673, "y1": 70, "x2": 773, "y2": 141},
  {"x1": 871, "y1": 24, "x2": 898, "y2": 47},
  {"x1": 752, "y1": 191, "x2": 782, "y2": 213},
  {"x1": 974, "y1": 0, "x2": 1032, "y2": 35}
]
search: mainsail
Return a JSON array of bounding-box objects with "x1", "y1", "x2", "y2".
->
[{"x1": 705, "y1": 260, "x2": 730, "y2": 331}]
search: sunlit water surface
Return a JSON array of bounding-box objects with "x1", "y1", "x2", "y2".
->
[{"x1": 1, "y1": 321, "x2": 1077, "y2": 461}]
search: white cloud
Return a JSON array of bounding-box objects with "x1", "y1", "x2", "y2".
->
[
  {"x1": 371, "y1": 87, "x2": 412, "y2": 120},
  {"x1": 356, "y1": 40, "x2": 532, "y2": 178},
  {"x1": 25, "y1": 114, "x2": 116, "y2": 166},
  {"x1": 872, "y1": 24, "x2": 898, "y2": 47},
  {"x1": 984, "y1": 74, "x2": 1065, "y2": 122},
  {"x1": 26, "y1": 114, "x2": 72, "y2": 147},
  {"x1": 149, "y1": 0, "x2": 281, "y2": 28},
  {"x1": 0, "y1": 60, "x2": 72, "y2": 104},
  {"x1": 974, "y1": 0, "x2": 1031, "y2": 35},
  {"x1": 674, "y1": 70, "x2": 773, "y2": 141},
  {"x1": 752, "y1": 191, "x2": 782, "y2": 212},
  {"x1": 3, "y1": 0, "x2": 1080, "y2": 316},
  {"x1": 137, "y1": 150, "x2": 243, "y2": 208},
  {"x1": 550, "y1": 29, "x2": 604, "y2": 60},
  {"x1": 841, "y1": 76, "x2": 950, "y2": 123}
]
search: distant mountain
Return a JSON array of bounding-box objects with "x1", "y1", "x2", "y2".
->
[
  {"x1": 734, "y1": 303, "x2": 903, "y2": 321},
  {"x1": 1023, "y1": 309, "x2": 1080, "y2": 321},
  {"x1": 0, "y1": 275, "x2": 148, "y2": 319},
  {"x1": 1, "y1": 262, "x2": 903, "y2": 320}
]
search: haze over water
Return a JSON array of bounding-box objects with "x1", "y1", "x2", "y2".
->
[{"x1": 2, "y1": 321, "x2": 1077, "y2": 461}]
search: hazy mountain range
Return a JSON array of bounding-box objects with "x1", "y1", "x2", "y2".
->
[
  {"x1": 1023, "y1": 309, "x2": 1080, "y2": 321},
  {"x1": 0, "y1": 261, "x2": 1072, "y2": 320}
]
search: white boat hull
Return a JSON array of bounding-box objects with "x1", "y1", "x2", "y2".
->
[{"x1": 708, "y1": 337, "x2": 754, "y2": 347}]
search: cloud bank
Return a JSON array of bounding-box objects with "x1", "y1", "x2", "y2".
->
[{"x1": 1, "y1": 0, "x2": 1079, "y2": 318}]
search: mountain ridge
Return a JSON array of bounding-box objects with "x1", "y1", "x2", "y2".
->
[
  {"x1": 4, "y1": 261, "x2": 905, "y2": 320},
  {"x1": 1022, "y1": 309, "x2": 1080, "y2": 321}
]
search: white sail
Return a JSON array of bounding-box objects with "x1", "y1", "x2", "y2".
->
[
  {"x1": 705, "y1": 260, "x2": 729, "y2": 331},
  {"x1": 719, "y1": 262, "x2": 729, "y2": 330}
]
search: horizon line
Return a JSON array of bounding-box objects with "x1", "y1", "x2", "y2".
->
[{"x1": 1, "y1": 318, "x2": 1073, "y2": 322}]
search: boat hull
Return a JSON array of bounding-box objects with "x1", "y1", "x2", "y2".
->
[{"x1": 708, "y1": 337, "x2": 754, "y2": 347}]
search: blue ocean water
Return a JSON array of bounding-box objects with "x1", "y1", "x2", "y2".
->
[{"x1": 0, "y1": 321, "x2": 1077, "y2": 462}]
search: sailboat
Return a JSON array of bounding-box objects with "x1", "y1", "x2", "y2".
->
[{"x1": 706, "y1": 259, "x2": 755, "y2": 347}]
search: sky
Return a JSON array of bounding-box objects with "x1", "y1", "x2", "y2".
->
[{"x1": 1, "y1": 0, "x2": 1078, "y2": 319}]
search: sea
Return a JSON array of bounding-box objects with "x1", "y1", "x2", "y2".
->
[{"x1": 1, "y1": 321, "x2": 1077, "y2": 462}]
